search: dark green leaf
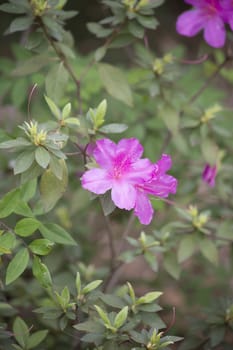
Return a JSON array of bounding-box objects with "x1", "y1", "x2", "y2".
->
[
  {"x1": 6, "y1": 248, "x2": 29, "y2": 285},
  {"x1": 39, "y1": 223, "x2": 77, "y2": 246}
]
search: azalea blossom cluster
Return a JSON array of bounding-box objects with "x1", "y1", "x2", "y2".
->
[
  {"x1": 81, "y1": 138, "x2": 177, "y2": 225},
  {"x1": 176, "y1": 0, "x2": 233, "y2": 48}
]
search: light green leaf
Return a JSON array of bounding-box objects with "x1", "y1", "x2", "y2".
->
[
  {"x1": 29, "y1": 239, "x2": 54, "y2": 256},
  {"x1": 94, "y1": 305, "x2": 111, "y2": 327},
  {"x1": 98, "y1": 63, "x2": 133, "y2": 106},
  {"x1": 39, "y1": 223, "x2": 77, "y2": 246},
  {"x1": 82, "y1": 280, "x2": 103, "y2": 295},
  {"x1": 14, "y1": 151, "x2": 35, "y2": 175},
  {"x1": 20, "y1": 179, "x2": 37, "y2": 202},
  {"x1": 32, "y1": 256, "x2": 52, "y2": 289},
  {"x1": 0, "y1": 137, "x2": 31, "y2": 149},
  {"x1": 136, "y1": 291, "x2": 162, "y2": 305},
  {"x1": 0, "y1": 3, "x2": 27, "y2": 14},
  {"x1": 12, "y1": 54, "x2": 51, "y2": 76},
  {"x1": 0, "y1": 232, "x2": 16, "y2": 255},
  {"x1": 15, "y1": 218, "x2": 41, "y2": 237},
  {"x1": 0, "y1": 188, "x2": 20, "y2": 218},
  {"x1": 62, "y1": 102, "x2": 71, "y2": 119},
  {"x1": 44, "y1": 95, "x2": 61, "y2": 120},
  {"x1": 94, "y1": 46, "x2": 107, "y2": 62},
  {"x1": 35, "y1": 147, "x2": 50, "y2": 169},
  {"x1": 6, "y1": 248, "x2": 29, "y2": 285},
  {"x1": 201, "y1": 138, "x2": 218, "y2": 166},
  {"x1": 99, "y1": 123, "x2": 128, "y2": 134},
  {"x1": 65, "y1": 117, "x2": 80, "y2": 126},
  {"x1": 114, "y1": 306, "x2": 128, "y2": 329}
]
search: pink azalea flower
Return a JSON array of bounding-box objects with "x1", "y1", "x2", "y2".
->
[
  {"x1": 81, "y1": 138, "x2": 177, "y2": 225},
  {"x1": 134, "y1": 155, "x2": 178, "y2": 225},
  {"x1": 202, "y1": 163, "x2": 217, "y2": 187},
  {"x1": 81, "y1": 138, "x2": 154, "y2": 211},
  {"x1": 176, "y1": 0, "x2": 232, "y2": 48}
]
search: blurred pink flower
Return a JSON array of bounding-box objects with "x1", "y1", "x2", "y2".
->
[
  {"x1": 81, "y1": 138, "x2": 177, "y2": 225},
  {"x1": 202, "y1": 163, "x2": 217, "y2": 187},
  {"x1": 176, "y1": 0, "x2": 233, "y2": 48}
]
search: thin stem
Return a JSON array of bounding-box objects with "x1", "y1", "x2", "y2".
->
[
  {"x1": 185, "y1": 57, "x2": 229, "y2": 107},
  {"x1": 100, "y1": 203, "x2": 116, "y2": 268},
  {"x1": 38, "y1": 18, "x2": 83, "y2": 114}
]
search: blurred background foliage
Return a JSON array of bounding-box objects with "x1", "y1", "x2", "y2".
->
[{"x1": 0, "y1": 1, "x2": 233, "y2": 349}]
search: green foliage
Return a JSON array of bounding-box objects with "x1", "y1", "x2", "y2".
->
[{"x1": 0, "y1": 0, "x2": 232, "y2": 349}]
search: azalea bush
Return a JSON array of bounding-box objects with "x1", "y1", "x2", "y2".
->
[{"x1": 0, "y1": 0, "x2": 233, "y2": 349}]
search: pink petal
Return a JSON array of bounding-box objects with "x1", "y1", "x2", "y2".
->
[
  {"x1": 176, "y1": 9, "x2": 205, "y2": 37},
  {"x1": 204, "y1": 17, "x2": 226, "y2": 47},
  {"x1": 111, "y1": 182, "x2": 136, "y2": 210},
  {"x1": 145, "y1": 175, "x2": 178, "y2": 198},
  {"x1": 156, "y1": 154, "x2": 172, "y2": 174},
  {"x1": 125, "y1": 158, "x2": 154, "y2": 183},
  {"x1": 81, "y1": 168, "x2": 112, "y2": 194},
  {"x1": 117, "y1": 138, "x2": 143, "y2": 161},
  {"x1": 134, "y1": 191, "x2": 154, "y2": 225},
  {"x1": 93, "y1": 139, "x2": 116, "y2": 168}
]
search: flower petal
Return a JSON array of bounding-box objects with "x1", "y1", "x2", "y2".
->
[
  {"x1": 134, "y1": 191, "x2": 154, "y2": 225},
  {"x1": 125, "y1": 158, "x2": 154, "y2": 183},
  {"x1": 204, "y1": 16, "x2": 226, "y2": 47},
  {"x1": 93, "y1": 138, "x2": 116, "y2": 168},
  {"x1": 176, "y1": 9, "x2": 205, "y2": 37},
  {"x1": 117, "y1": 138, "x2": 143, "y2": 161},
  {"x1": 156, "y1": 154, "x2": 172, "y2": 174},
  {"x1": 111, "y1": 182, "x2": 136, "y2": 210},
  {"x1": 81, "y1": 168, "x2": 112, "y2": 194}
]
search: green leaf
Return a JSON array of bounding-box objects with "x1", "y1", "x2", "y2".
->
[
  {"x1": 15, "y1": 218, "x2": 41, "y2": 237},
  {"x1": 39, "y1": 223, "x2": 77, "y2": 246},
  {"x1": 14, "y1": 201, "x2": 34, "y2": 218},
  {"x1": 87, "y1": 22, "x2": 113, "y2": 38},
  {"x1": 14, "y1": 151, "x2": 35, "y2": 175},
  {"x1": 136, "y1": 292, "x2": 162, "y2": 304},
  {"x1": 0, "y1": 3, "x2": 27, "y2": 14},
  {"x1": 98, "y1": 63, "x2": 133, "y2": 106},
  {"x1": 6, "y1": 16, "x2": 33, "y2": 34},
  {"x1": 44, "y1": 95, "x2": 61, "y2": 120},
  {"x1": 82, "y1": 280, "x2": 103, "y2": 294},
  {"x1": 99, "y1": 123, "x2": 128, "y2": 134},
  {"x1": 178, "y1": 235, "x2": 198, "y2": 263},
  {"x1": 45, "y1": 62, "x2": 69, "y2": 104},
  {"x1": 20, "y1": 162, "x2": 43, "y2": 184},
  {"x1": 35, "y1": 147, "x2": 50, "y2": 169},
  {"x1": 94, "y1": 305, "x2": 111, "y2": 327},
  {"x1": 100, "y1": 191, "x2": 116, "y2": 216},
  {"x1": 13, "y1": 317, "x2": 29, "y2": 348},
  {"x1": 29, "y1": 239, "x2": 54, "y2": 256},
  {"x1": 6, "y1": 248, "x2": 29, "y2": 285},
  {"x1": 65, "y1": 117, "x2": 80, "y2": 126},
  {"x1": 137, "y1": 15, "x2": 158, "y2": 29},
  {"x1": 20, "y1": 179, "x2": 37, "y2": 202},
  {"x1": 12, "y1": 54, "x2": 51, "y2": 76},
  {"x1": 93, "y1": 99, "x2": 107, "y2": 128},
  {"x1": 163, "y1": 253, "x2": 181, "y2": 280},
  {"x1": 28, "y1": 330, "x2": 48, "y2": 349},
  {"x1": 39, "y1": 160, "x2": 68, "y2": 212},
  {"x1": 32, "y1": 256, "x2": 52, "y2": 289},
  {"x1": 94, "y1": 46, "x2": 107, "y2": 62},
  {"x1": 0, "y1": 137, "x2": 31, "y2": 149},
  {"x1": 114, "y1": 306, "x2": 128, "y2": 329},
  {"x1": 62, "y1": 102, "x2": 71, "y2": 119},
  {"x1": 128, "y1": 21, "x2": 144, "y2": 38},
  {"x1": 0, "y1": 189, "x2": 20, "y2": 218},
  {"x1": 201, "y1": 138, "x2": 218, "y2": 166},
  {"x1": 0, "y1": 232, "x2": 16, "y2": 255},
  {"x1": 199, "y1": 238, "x2": 218, "y2": 265}
]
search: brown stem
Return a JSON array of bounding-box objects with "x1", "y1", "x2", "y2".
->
[
  {"x1": 185, "y1": 56, "x2": 230, "y2": 107},
  {"x1": 38, "y1": 18, "x2": 83, "y2": 114}
]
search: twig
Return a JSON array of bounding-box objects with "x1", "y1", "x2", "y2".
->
[{"x1": 38, "y1": 18, "x2": 83, "y2": 114}]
